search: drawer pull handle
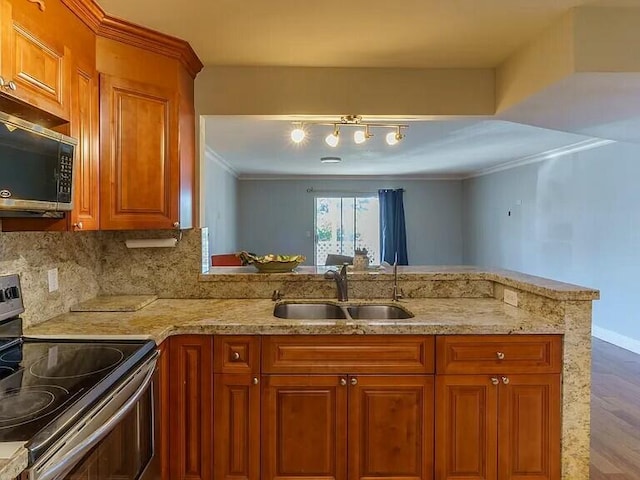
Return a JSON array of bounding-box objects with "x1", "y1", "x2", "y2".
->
[
  {"x1": 491, "y1": 377, "x2": 499, "y2": 386},
  {"x1": 340, "y1": 378, "x2": 347, "y2": 386},
  {"x1": 350, "y1": 377, "x2": 358, "y2": 386},
  {"x1": 496, "y1": 352, "x2": 505, "y2": 360},
  {"x1": 252, "y1": 377, "x2": 259, "y2": 385},
  {"x1": 502, "y1": 376, "x2": 510, "y2": 385},
  {"x1": 231, "y1": 352, "x2": 241, "y2": 361}
]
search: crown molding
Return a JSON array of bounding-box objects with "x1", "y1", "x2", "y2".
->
[
  {"x1": 61, "y1": 0, "x2": 104, "y2": 32},
  {"x1": 204, "y1": 146, "x2": 238, "y2": 178},
  {"x1": 237, "y1": 174, "x2": 465, "y2": 181},
  {"x1": 61, "y1": 0, "x2": 203, "y2": 78},
  {"x1": 463, "y1": 138, "x2": 616, "y2": 180}
]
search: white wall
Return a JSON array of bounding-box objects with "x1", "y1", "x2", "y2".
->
[
  {"x1": 238, "y1": 178, "x2": 463, "y2": 265},
  {"x1": 462, "y1": 141, "x2": 640, "y2": 350},
  {"x1": 203, "y1": 149, "x2": 238, "y2": 254}
]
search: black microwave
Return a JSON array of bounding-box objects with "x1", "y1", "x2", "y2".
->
[{"x1": 0, "y1": 112, "x2": 77, "y2": 216}]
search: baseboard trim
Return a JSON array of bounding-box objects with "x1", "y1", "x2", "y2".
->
[{"x1": 592, "y1": 325, "x2": 640, "y2": 355}]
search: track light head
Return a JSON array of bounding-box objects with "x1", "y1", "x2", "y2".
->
[
  {"x1": 325, "y1": 126, "x2": 340, "y2": 147},
  {"x1": 353, "y1": 125, "x2": 372, "y2": 145},
  {"x1": 385, "y1": 127, "x2": 404, "y2": 146},
  {"x1": 290, "y1": 124, "x2": 306, "y2": 143}
]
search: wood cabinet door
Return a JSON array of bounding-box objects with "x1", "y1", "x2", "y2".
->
[
  {"x1": 169, "y1": 336, "x2": 213, "y2": 480},
  {"x1": 262, "y1": 375, "x2": 348, "y2": 480},
  {"x1": 214, "y1": 374, "x2": 260, "y2": 480},
  {"x1": 70, "y1": 63, "x2": 99, "y2": 231},
  {"x1": 0, "y1": 0, "x2": 70, "y2": 120},
  {"x1": 435, "y1": 375, "x2": 498, "y2": 480},
  {"x1": 99, "y1": 74, "x2": 179, "y2": 230},
  {"x1": 497, "y1": 374, "x2": 561, "y2": 480},
  {"x1": 157, "y1": 341, "x2": 170, "y2": 480},
  {"x1": 349, "y1": 375, "x2": 434, "y2": 480}
]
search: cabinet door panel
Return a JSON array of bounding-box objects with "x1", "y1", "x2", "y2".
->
[
  {"x1": 169, "y1": 336, "x2": 213, "y2": 480},
  {"x1": 70, "y1": 65, "x2": 99, "y2": 230},
  {"x1": 349, "y1": 375, "x2": 434, "y2": 480},
  {"x1": 262, "y1": 375, "x2": 347, "y2": 480},
  {"x1": 214, "y1": 374, "x2": 260, "y2": 480},
  {"x1": 100, "y1": 74, "x2": 178, "y2": 229},
  {"x1": 435, "y1": 376, "x2": 498, "y2": 480},
  {"x1": 0, "y1": 2, "x2": 69, "y2": 120},
  {"x1": 498, "y1": 374, "x2": 561, "y2": 480}
]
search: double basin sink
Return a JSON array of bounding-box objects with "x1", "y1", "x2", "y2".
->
[{"x1": 274, "y1": 302, "x2": 413, "y2": 320}]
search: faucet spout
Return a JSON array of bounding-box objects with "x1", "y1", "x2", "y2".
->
[{"x1": 324, "y1": 263, "x2": 349, "y2": 301}]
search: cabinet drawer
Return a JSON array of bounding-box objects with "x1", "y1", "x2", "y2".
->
[
  {"x1": 436, "y1": 335, "x2": 562, "y2": 374},
  {"x1": 214, "y1": 336, "x2": 260, "y2": 374},
  {"x1": 262, "y1": 336, "x2": 434, "y2": 374}
]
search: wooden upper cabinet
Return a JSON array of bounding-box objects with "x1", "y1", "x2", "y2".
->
[
  {"x1": 70, "y1": 63, "x2": 99, "y2": 230},
  {"x1": 96, "y1": 35, "x2": 196, "y2": 231},
  {"x1": 0, "y1": 0, "x2": 70, "y2": 121},
  {"x1": 349, "y1": 375, "x2": 434, "y2": 480},
  {"x1": 99, "y1": 73, "x2": 180, "y2": 230}
]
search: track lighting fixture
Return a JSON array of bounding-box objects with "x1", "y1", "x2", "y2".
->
[{"x1": 289, "y1": 116, "x2": 407, "y2": 147}]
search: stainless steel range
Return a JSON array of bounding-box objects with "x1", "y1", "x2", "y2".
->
[{"x1": 0, "y1": 275, "x2": 160, "y2": 480}]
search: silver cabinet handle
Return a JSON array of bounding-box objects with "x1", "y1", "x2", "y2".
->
[
  {"x1": 491, "y1": 377, "x2": 500, "y2": 385},
  {"x1": 496, "y1": 352, "x2": 505, "y2": 360},
  {"x1": 340, "y1": 378, "x2": 347, "y2": 386},
  {"x1": 73, "y1": 222, "x2": 83, "y2": 230},
  {"x1": 173, "y1": 222, "x2": 180, "y2": 228},
  {"x1": 6, "y1": 80, "x2": 16, "y2": 91},
  {"x1": 350, "y1": 377, "x2": 358, "y2": 386},
  {"x1": 502, "y1": 376, "x2": 510, "y2": 385},
  {"x1": 252, "y1": 377, "x2": 259, "y2": 385},
  {"x1": 231, "y1": 351, "x2": 241, "y2": 361}
]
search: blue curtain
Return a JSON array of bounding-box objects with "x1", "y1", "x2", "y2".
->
[{"x1": 378, "y1": 189, "x2": 408, "y2": 265}]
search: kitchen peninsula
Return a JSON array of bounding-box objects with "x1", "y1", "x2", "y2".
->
[{"x1": 23, "y1": 267, "x2": 598, "y2": 480}]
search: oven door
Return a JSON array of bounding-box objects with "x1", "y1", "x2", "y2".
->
[{"x1": 28, "y1": 351, "x2": 159, "y2": 480}]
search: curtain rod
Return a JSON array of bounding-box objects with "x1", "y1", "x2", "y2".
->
[{"x1": 306, "y1": 188, "x2": 404, "y2": 195}]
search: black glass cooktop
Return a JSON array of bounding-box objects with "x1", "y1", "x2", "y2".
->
[{"x1": 0, "y1": 339, "x2": 155, "y2": 460}]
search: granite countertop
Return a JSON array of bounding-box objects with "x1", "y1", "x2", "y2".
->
[
  {"x1": 201, "y1": 265, "x2": 600, "y2": 301},
  {"x1": 0, "y1": 444, "x2": 28, "y2": 480},
  {"x1": 25, "y1": 297, "x2": 565, "y2": 343}
]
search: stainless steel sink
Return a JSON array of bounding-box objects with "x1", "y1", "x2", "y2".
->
[
  {"x1": 346, "y1": 304, "x2": 413, "y2": 319},
  {"x1": 273, "y1": 302, "x2": 413, "y2": 320},
  {"x1": 273, "y1": 303, "x2": 348, "y2": 319}
]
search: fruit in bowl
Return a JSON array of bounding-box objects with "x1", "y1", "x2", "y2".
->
[{"x1": 238, "y1": 252, "x2": 306, "y2": 273}]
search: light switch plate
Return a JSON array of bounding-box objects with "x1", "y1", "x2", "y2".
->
[
  {"x1": 48, "y1": 268, "x2": 59, "y2": 293},
  {"x1": 503, "y1": 288, "x2": 518, "y2": 307}
]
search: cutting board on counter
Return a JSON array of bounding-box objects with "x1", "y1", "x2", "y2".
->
[{"x1": 71, "y1": 295, "x2": 158, "y2": 312}]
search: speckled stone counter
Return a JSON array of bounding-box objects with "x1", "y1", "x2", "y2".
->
[
  {"x1": 25, "y1": 297, "x2": 565, "y2": 342},
  {"x1": 0, "y1": 445, "x2": 28, "y2": 480},
  {"x1": 24, "y1": 288, "x2": 595, "y2": 480}
]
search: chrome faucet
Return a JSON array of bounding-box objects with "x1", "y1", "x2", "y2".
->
[
  {"x1": 324, "y1": 263, "x2": 349, "y2": 301},
  {"x1": 392, "y1": 261, "x2": 404, "y2": 301}
]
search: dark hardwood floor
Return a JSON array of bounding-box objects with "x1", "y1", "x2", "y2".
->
[{"x1": 591, "y1": 337, "x2": 640, "y2": 479}]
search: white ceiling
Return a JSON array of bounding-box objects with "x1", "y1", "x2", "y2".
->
[
  {"x1": 95, "y1": 0, "x2": 640, "y2": 179},
  {"x1": 95, "y1": 0, "x2": 627, "y2": 68},
  {"x1": 204, "y1": 117, "x2": 597, "y2": 177}
]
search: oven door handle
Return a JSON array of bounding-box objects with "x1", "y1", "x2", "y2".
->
[{"x1": 36, "y1": 351, "x2": 159, "y2": 480}]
